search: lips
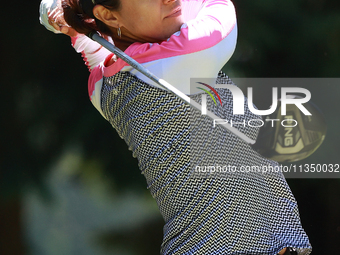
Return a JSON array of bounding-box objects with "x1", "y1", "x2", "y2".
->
[{"x1": 165, "y1": 6, "x2": 182, "y2": 18}]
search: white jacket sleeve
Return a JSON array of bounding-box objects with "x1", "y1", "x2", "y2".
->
[{"x1": 71, "y1": 35, "x2": 113, "y2": 71}]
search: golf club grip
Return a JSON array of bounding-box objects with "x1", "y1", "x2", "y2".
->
[{"x1": 87, "y1": 32, "x2": 255, "y2": 145}]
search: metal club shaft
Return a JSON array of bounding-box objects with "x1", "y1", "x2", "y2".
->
[{"x1": 87, "y1": 32, "x2": 255, "y2": 145}]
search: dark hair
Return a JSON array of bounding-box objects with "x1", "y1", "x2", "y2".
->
[{"x1": 62, "y1": 0, "x2": 121, "y2": 36}]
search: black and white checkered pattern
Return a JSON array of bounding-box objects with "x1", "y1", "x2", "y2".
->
[{"x1": 101, "y1": 71, "x2": 312, "y2": 255}]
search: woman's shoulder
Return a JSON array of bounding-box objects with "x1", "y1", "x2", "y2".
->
[
  {"x1": 103, "y1": 0, "x2": 237, "y2": 76},
  {"x1": 89, "y1": 0, "x2": 238, "y2": 98}
]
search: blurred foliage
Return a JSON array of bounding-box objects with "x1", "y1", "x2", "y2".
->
[
  {"x1": 228, "y1": 0, "x2": 340, "y2": 77},
  {"x1": 1, "y1": 0, "x2": 340, "y2": 254}
]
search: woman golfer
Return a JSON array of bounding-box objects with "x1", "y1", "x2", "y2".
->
[{"x1": 40, "y1": 0, "x2": 312, "y2": 254}]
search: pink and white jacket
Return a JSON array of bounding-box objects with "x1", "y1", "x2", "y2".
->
[{"x1": 71, "y1": 0, "x2": 237, "y2": 118}]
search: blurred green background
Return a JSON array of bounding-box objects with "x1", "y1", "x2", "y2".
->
[{"x1": 1, "y1": 0, "x2": 339, "y2": 254}]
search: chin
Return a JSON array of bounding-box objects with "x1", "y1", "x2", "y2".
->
[
  {"x1": 166, "y1": 22, "x2": 184, "y2": 38},
  {"x1": 150, "y1": 21, "x2": 184, "y2": 42}
]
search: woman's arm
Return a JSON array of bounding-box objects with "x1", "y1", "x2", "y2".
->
[
  {"x1": 40, "y1": 0, "x2": 112, "y2": 70},
  {"x1": 40, "y1": 0, "x2": 236, "y2": 77},
  {"x1": 88, "y1": 0, "x2": 237, "y2": 116},
  {"x1": 40, "y1": 0, "x2": 237, "y2": 115},
  {"x1": 70, "y1": 35, "x2": 113, "y2": 71}
]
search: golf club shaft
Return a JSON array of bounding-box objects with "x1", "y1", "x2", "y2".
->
[{"x1": 88, "y1": 32, "x2": 255, "y2": 145}]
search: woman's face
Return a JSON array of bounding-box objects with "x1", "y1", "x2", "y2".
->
[{"x1": 116, "y1": 0, "x2": 184, "y2": 42}]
